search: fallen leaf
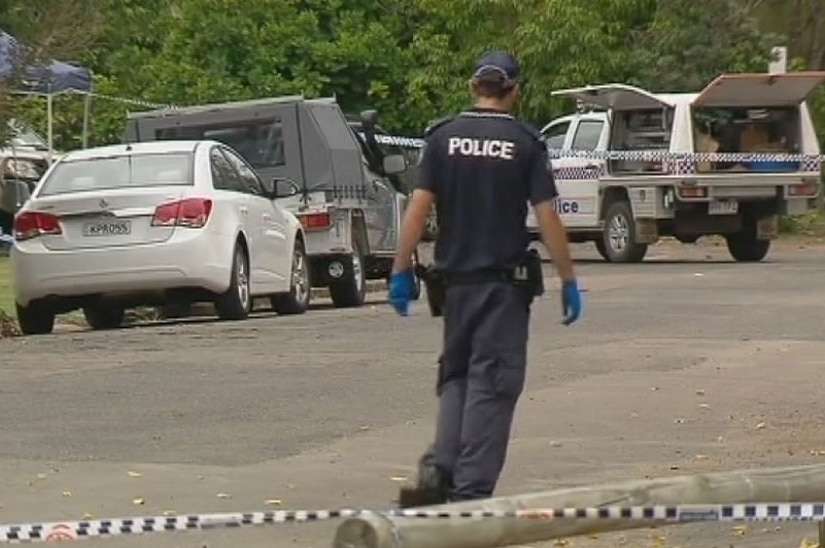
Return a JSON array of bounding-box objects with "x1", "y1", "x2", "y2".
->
[
  {"x1": 36, "y1": 473, "x2": 47, "y2": 480},
  {"x1": 132, "y1": 497, "x2": 145, "y2": 506},
  {"x1": 695, "y1": 389, "x2": 706, "y2": 396},
  {"x1": 674, "y1": 418, "x2": 685, "y2": 424},
  {"x1": 127, "y1": 471, "x2": 142, "y2": 478},
  {"x1": 699, "y1": 403, "x2": 711, "y2": 410},
  {"x1": 264, "y1": 499, "x2": 282, "y2": 506},
  {"x1": 549, "y1": 440, "x2": 563, "y2": 448},
  {"x1": 162, "y1": 510, "x2": 176, "y2": 517},
  {"x1": 695, "y1": 454, "x2": 709, "y2": 460},
  {"x1": 62, "y1": 490, "x2": 72, "y2": 497},
  {"x1": 756, "y1": 422, "x2": 767, "y2": 430},
  {"x1": 798, "y1": 538, "x2": 819, "y2": 548},
  {"x1": 390, "y1": 476, "x2": 407, "y2": 482},
  {"x1": 732, "y1": 525, "x2": 748, "y2": 536},
  {"x1": 216, "y1": 493, "x2": 231, "y2": 499},
  {"x1": 359, "y1": 425, "x2": 370, "y2": 431},
  {"x1": 82, "y1": 512, "x2": 93, "y2": 520}
]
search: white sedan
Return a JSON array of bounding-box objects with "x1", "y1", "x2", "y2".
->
[{"x1": 11, "y1": 139, "x2": 310, "y2": 335}]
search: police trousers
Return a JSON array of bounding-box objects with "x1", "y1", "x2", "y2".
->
[{"x1": 431, "y1": 280, "x2": 531, "y2": 502}]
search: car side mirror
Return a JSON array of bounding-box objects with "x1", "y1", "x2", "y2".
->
[
  {"x1": 382, "y1": 154, "x2": 407, "y2": 175},
  {"x1": 269, "y1": 177, "x2": 299, "y2": 199}
]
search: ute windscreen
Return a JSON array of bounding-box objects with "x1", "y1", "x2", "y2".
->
[
  {"x1": 38, "y1": 153, "x2": 193, "y2": 197},
  {"x1": 155, "y1": 118, "x2": 286, "y2": 169},
  {"x1": 2, "y1": 157, "x2": 48, "y2": 183}
]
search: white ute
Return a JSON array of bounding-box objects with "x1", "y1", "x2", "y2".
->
[{"x1": 533, "y1": 71, "x2": 825, "y2": 262}]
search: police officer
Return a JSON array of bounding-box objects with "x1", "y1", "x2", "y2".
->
[{"x1": 388, "y1": 50, "x2": 582, "y2": 506}]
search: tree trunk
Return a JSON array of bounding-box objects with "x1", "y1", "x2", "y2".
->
[{"x1": 333, "y1": 464, "x2": 825, "y2": 548}]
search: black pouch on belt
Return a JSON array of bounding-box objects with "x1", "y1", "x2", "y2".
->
[
  {"x1": 415, "y1": 265, "x2": 446, "y2": 317},
  {"x1": 515, "y1": 249, "x2": 545, "y2": 298}
]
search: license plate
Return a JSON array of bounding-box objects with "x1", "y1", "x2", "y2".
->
[
  {"x1": 82, "y1": 220, "x2": 132, "y2": 237},
  {"x1": 708, "y1": 200, "x2": 738, "y2": 215}
]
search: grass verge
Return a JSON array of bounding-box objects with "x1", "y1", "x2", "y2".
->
[{"x1": 779, "y1": 210, "x2": 825, "y2": 238}]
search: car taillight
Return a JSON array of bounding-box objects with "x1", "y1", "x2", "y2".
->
[
  {"x1": 152, "y1": 198, "x2": 213, "y2": 228},
  {"x1": 13, "y1": 211, "x2": 62, "y2": 241},
  {"x1": 300, "y1": 212, "x2": 332, "y2": 230}
]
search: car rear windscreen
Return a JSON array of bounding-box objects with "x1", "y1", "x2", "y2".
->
[{"x1": 37, "y1": 152, "x2": 194, "y2": 197}]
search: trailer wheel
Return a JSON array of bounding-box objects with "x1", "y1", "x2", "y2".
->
[
  {"x1": 601, "y1": 201, "x2": 648, "y2": 263},
  {"x1": 329, "y1": 231, "x2": 367, "y2": 308}
]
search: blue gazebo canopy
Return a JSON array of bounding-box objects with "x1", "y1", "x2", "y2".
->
[{"x1": 0, "y1": 28, "x2": 92, "y2": 95}]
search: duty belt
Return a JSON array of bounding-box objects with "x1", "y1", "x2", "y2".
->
[{"x1": 443, "y1": 267, "x2": 529, "y2": 286}]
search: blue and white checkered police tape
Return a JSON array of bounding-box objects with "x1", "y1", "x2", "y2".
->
[
  {"x1": 3, "y1": 502, "x2": 825, "y2": 543},
  {"x1": 363, "y1": 132, "x2": 825, "y2": 166}
]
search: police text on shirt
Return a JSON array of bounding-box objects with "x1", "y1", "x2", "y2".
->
[{"x1": 447, "y1": 137, "x2": 516, "y2": 160}]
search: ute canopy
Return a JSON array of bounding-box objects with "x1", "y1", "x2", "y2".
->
[
  {"x1": 693, "y1": 72, "x2": 825, "y2": 108},
  {"x1": 551, "y1": 83, "x2": 674, "y2": 110},
  {"x1": 124, "y1": 96, "x2": 367, "y2": 193}
]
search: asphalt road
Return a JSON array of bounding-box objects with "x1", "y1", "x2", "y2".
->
[{"x1": 1, "y1": 238, "x2": 825, "y2": 548}]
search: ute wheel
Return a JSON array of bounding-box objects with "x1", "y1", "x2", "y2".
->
[
  {"x1": 601, "y1": 201, "x2": 648, "y2": 263},
  {"x1": 725, "y1": 219, "x2": 770, "y2": 262},
  {"x1": 83, "y1": 303, "x2": 125, "y2": 330},
  {"x1": 594, "y1": 239, "x2": 609, "y2": 261},
  {"x1": 215, "y1": 242, "x2": 252, "y2": 320},
  {"x1": 15, "y1": 301, "x2": 55, "y2": 335},
  {"x1": 271, "y1": 237, "x2": 311, "y2": 315},
  {"x1": 329, "y1": 230, "x2": 367, "y2": 308}
]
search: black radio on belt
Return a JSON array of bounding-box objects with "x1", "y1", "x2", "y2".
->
[
  {"x1": 517, "y1": 248, "x2": 545, "y2": 298},
  {"x1": 415, "y1": 264, "x2": 446, "y2": 317}
]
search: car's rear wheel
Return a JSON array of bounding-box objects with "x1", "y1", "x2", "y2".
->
[
  {"x1": 271, "y1": 238, "x2": 310, "y2": 315},
  {"x1": 16, "y1": 302, "x2": 55, "y2": 335},
  {"x1": 215, "y1": 242, "x2": 252, "y2": 321},
  {"x1": 83, "y1": 303, "x2": 125, "y2": 330}
]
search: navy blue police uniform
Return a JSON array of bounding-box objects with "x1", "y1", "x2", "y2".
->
[{"x1": 413, "y1": 98, "x2": 559, "y2": 502}]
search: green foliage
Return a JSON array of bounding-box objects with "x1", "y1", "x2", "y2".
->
[
  {"x1": 778, "y1": 209, "x2": 825, "y2": 236},
  {"x1": 2, "y1": 0, "x2": 824, "y2": 149}
]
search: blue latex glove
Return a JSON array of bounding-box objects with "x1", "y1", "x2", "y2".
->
[
  {"x1": 389, "y1": 269, "x2": 416, "y2": 316},
  {"x1": 561, "y1": 279, "x2": 582, "y2": 326}
]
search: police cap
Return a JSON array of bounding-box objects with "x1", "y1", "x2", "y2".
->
[{"x1": 472, "y1": 50, "x2": 520, "y2": 88}]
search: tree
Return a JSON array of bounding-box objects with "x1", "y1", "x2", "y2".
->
[
  {"x1": 0, "y1": 0, "x2": 109, "y2": 145},
  {"x1": 626, "y1": 0, "x2": 783, "y2": 92},
  {"x1": 4, "y1": 0, "x2": 824, "y2": 150}
]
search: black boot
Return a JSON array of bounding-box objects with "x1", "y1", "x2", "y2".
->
[{"x1": 397, "y1": 445, "x2": 451, "y2": 508}]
